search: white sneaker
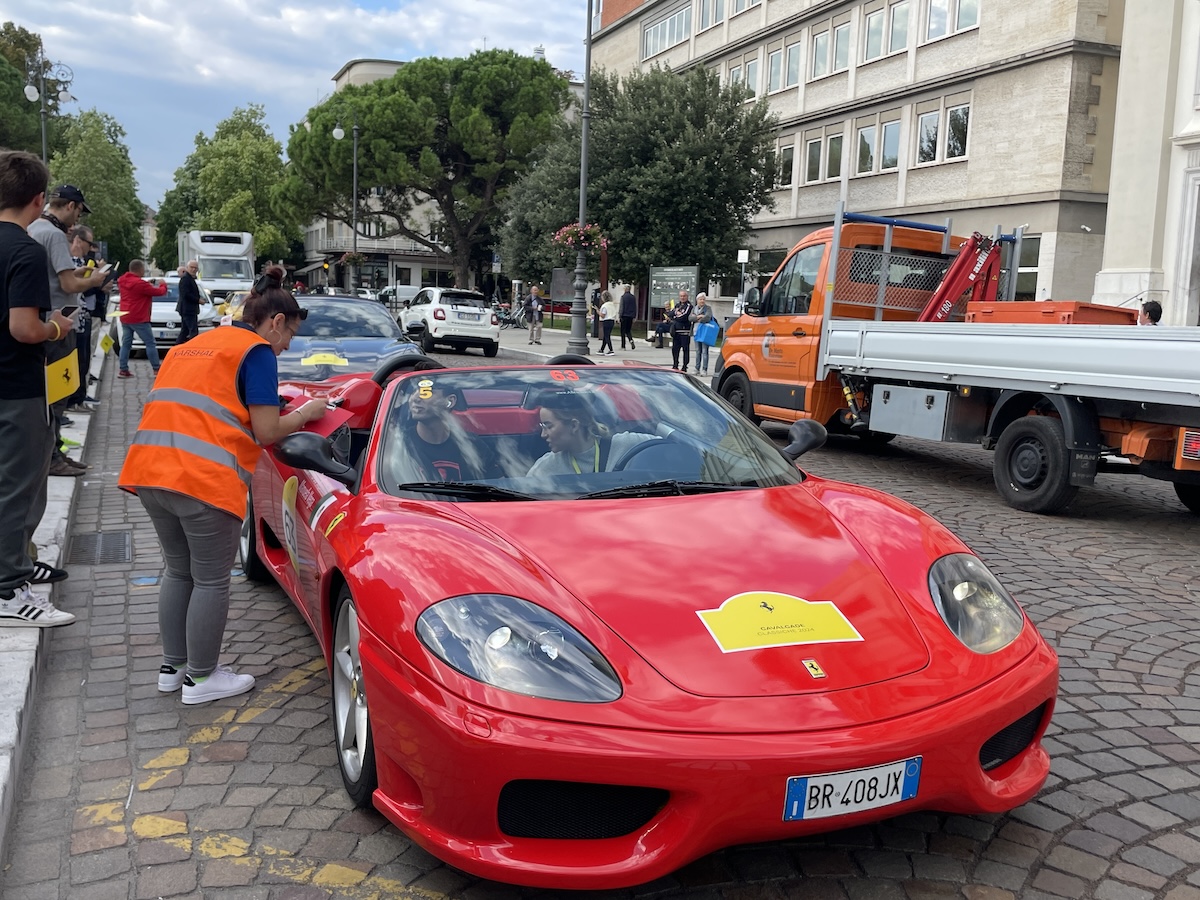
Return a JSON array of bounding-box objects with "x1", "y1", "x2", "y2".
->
[
  {"x1": 158, "y1": 663, "x2": 186, "y2": 692},
  {"x1": 181, "y1": 664, "x2": 255, "y2": 705},
  {"x1": 0, "y1": 583, "x2": 75, "y2": 627}
]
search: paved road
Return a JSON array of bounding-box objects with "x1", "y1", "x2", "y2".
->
[{"x1": 4, "y1": 348, "x2": 1200, "y2": 900}]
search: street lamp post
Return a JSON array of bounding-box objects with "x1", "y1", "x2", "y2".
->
[
  {"x1": 567, "y1": 0, "x2": 595, "y2": 355},
  {"x1": 332, "y1": 120, "x2": 361, "y2": 290},
  {"x1": 23, "y1": 47, "x2": 74, "y2": 165}
]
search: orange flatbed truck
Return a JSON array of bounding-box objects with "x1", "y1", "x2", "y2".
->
[{"x1": 713, "y1": 204, "x2": 1200, "y2": 515}]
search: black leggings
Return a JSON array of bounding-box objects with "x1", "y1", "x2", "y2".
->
[
  {"x1": 600, "y1": 320, "x2": 615, "y2": 353},
  {"x1": 619, "y1": 316, "x2": 634, "y2": 347}
]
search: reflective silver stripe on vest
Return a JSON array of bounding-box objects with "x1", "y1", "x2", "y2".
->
[
  {"x1": 131, "y1": 430, "x2": 253, "y2": 485},
  {"x1": 146, "y1": 387, "x2": 256, "y2": 441}
]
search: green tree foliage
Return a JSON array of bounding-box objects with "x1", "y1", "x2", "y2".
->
[
  {"x1": 151, "y1": 106, "x2": 296, "y2": 270},
  {"x1": 500, "y1": 66, "x2": 778, "y2": 287},
  {"x1": 279, "y1": 49, "x2": 570, "y2": 288},
  {"x1": 0, "y1": 23, "x2": 72, "y2": 157},
  {"x1": 0, "y1": 53, "x2": 40, "y2": 153},
  {"x1": 50, "y1": 110, "x2": 143, "y2": 266}
]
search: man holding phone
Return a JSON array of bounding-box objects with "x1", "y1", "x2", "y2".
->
[
  {"x1": 28, "y1": 184, "x2": 97, "y2": 477},
  {"x1": 68, "y1": 224, "x2": 106, "y2": 410}
]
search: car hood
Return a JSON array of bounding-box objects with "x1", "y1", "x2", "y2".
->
[
  {"x1": 465, "y1": 485, "x2": 933, "y2": 698},
  {"x1": 277, "y1": 337, "x2": 417, "y2": 381}
]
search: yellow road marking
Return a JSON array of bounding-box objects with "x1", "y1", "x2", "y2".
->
[
  {"x1": 77, "y1": 802, "x2": 124, "y2": 826},
  {"x1": 198, "y1": 833, "x2": 250, "y2": 858},
  {"x1": 313, "y1": 863, "x2": 369, "y2": 887},
  {"x1": 132, "y1": 815, "x2": 189, "y2": 839},
  {"x1": 143, "y1": 747, "x2": 189, "y2": 769}
]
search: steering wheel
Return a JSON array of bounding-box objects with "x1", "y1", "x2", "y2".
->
[
  {"x1": 372, "y1": 353, "x2": 442, "y2": 385},
  {"x1": 612, "y1": 436, "x2": 670, "y2": 471},
  {"x1": 545, "y1": 354, "x2": 595, "y2": 366}
]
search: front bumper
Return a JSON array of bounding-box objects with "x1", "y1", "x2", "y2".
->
[{"x1": 360, "y1": 630, "x2": 1058, "y2": 890}]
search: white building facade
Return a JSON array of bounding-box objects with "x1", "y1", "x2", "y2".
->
[{"x1": 593, "y1": 0, "x2": 1123, "y2": 303}]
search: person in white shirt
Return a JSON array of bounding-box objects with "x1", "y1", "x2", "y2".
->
[
  {"x1": 527, "y1": 391, "x2": 654, "y2": 476},
  {"x1": 598, "y1": 290, "x2": 618, "y2": 355}
]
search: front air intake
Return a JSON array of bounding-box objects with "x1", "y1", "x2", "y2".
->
[
  {"x1": 498, "y1": 780, "x2": 669, "y2": 839},
  {"x1": 980, "y1": 702, "x2": 1048, "y2": 771}
]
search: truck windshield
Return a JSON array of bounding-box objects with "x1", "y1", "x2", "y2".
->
[{"x1": 199, "y1": 258, "x2": 252, "y2": 280}]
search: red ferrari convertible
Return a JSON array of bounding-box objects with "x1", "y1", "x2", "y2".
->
[{"x1": 242, "y1": 355, "x2": 1058, "y2": 890}]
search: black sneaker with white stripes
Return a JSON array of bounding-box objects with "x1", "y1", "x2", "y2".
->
[{"x1": 0, "y1": 583, "x2": 75, "y2": 627}]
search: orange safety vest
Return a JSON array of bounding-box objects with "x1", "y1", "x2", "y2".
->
[{"x1": 119, "y1": 325, "x2": 270, "y2": 519}]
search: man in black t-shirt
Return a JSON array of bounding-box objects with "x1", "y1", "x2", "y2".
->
[
  {"x1": 0, "y1": 151, "x2": 78, "y2": 627},
  {"x1": 404, "y1": 381, "x2": 481, "y2": 482}
]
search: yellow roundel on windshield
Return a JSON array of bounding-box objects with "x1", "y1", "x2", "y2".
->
[{"x1": 697, "y1": 591, "x2": 862, "y2": 653}]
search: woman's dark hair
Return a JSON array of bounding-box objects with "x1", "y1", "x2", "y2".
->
[
  {"x1": 241, "y1": 264, "x2": 307, "y2": 327},
  {"x1": 537, "y1": 390, "x2": 609, "y2": 439}
]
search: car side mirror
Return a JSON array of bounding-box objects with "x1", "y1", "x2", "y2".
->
[
  {"x1": 744, "y1": 287, "x2": 762, "y2": 317},
  {"x1": 780, "y1": 419, "x2": 827, "y2": 462},
  {"x1": 273, "y1": 431, "x2": 358, "y2": 487}
]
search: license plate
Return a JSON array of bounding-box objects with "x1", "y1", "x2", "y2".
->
[
  {"x1": 783, "y1": 756, "x2": 921, "y2": 821},
  {"x1": 156, "y1": 330, "x2": 171, "y2": 340},
  {"x1": 458, "y1": 312, "x2": 481, "y2": 321}
]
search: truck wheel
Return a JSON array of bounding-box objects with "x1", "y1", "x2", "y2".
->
[
  {"x1": 993, "y1": 416, "x2": 1077, "y2": 514},
  {"x1": 720, "y1": 372, "x2": 760, "y2": 424},
  {"x1": 1173, "y1": 483, "x2": 1200, "y2": 515}
]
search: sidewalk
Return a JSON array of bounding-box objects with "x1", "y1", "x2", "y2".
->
[
  {"x1": 0, "y1": 340, "x2": 104, "y2": 865},
  {"x1": 496, "y1": 317, "x2": 716, "y2": 374}
]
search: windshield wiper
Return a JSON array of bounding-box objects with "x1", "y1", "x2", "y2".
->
[
  {"x1": 581, "y1": 480, "x2": 755, "y2": 500},
  {"x1": 393, "y1": 482, "x2": 537, "y2": 501}
]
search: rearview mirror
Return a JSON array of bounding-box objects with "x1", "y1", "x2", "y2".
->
[
  {"x1": 780, "y1": 419, "x2": 827, "y2": 462},
  {"x1": 743, "y1": 287, "x2": 762, "y2": 317},
  {"x1": 273, "y1": 431, "x2": 358, "y2": 487}
]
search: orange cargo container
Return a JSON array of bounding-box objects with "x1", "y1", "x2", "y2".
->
[{"x1": 965, "y1": 301, "x2": 1136, "y2": 325}]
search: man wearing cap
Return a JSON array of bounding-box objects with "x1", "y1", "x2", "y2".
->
[{"x1": 28, "y1": 185, "x2": 98, "y2": 478}]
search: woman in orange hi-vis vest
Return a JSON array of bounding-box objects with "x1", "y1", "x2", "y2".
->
[{"x1": 118, "y1": 266, "x2": 327, "y2": 705}]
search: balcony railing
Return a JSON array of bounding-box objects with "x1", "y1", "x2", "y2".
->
[{"x1": 304, "y1": 234, "x2": 445, "y2": 256}]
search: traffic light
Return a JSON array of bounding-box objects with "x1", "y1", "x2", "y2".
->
[{"x1": 322, "y1": 262, "x2": 329, "y2": 271}]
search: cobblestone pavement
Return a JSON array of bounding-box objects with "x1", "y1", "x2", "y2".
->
[{"x1": 4, "y1": 351, "x2": 1200, "y2": 900}]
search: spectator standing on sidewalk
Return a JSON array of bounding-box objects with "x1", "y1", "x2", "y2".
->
[
  {"x1": 28, "y1": 184, "x2": 96, "y2": 478},
  {"x1": 526, "y1": 285, "x2": 545, "y2": 345},
  {"x1": 0, "y1": 151, "x2": 79, "y2": 626},
  {"x1": 598, "y1": 290, "x2": 618, "y2": 356},
  {"x1": 68, "y1": 224, "x2": 104, "y2": 409},
  {"x1": 690, "y1": 292, "x2": 715, "y2": 375},
  {"x1": 619, "y1": 284, "x2": 637, "y2": 349},
  {"x1": 1138, "y1": 300, "x2": 1161, "y2": 326},
  {"x1": 116, "y1": 259, "x2": 168, "y2": 376},
  {"x1": 669, "y1": 289, "x2": 694, "y2": 372},
  {"x1": 118, "y1": 266, "x2": 327, "y2": 703},
  {"x1": 177, "y1": 258, "x2": 201, "y2": 342}
]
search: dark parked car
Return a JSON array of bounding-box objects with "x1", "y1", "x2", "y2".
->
[{"x1": 276, "y1": 294, "x2": 419, "y2": 381}]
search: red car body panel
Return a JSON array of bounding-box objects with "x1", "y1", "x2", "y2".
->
[{"x1": 248, "y1": 370, "x2": 1059, "y2": 889}]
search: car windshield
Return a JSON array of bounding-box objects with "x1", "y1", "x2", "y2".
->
[
  {"x1": 199, "y1": 257, "x2": 252, "y2": 280},
  {"x1": 438, "y1": 291, "x2": 487, "y2": 309},
  {"x1": 377, "y1": 368, "x2": 802, "y2": 500},
  {"x1": 297, "y1": 299, "x2": 404, "y2": 339}
]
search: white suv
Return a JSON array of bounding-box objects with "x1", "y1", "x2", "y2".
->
[{"x1": 400, "y1": 287, "x2": 499, "y2": 357}]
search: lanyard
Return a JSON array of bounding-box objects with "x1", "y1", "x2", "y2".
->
[{"x1": 570, "y1": 441, "x2": 600, "y2": 474}]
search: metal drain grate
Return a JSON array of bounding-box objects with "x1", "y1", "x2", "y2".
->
[{"x1": 68, "y1": 531, "x2": 132, "y2": 565}]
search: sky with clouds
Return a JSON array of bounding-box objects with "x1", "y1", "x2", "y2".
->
[{"x1": 6, "y1": 0, "x2": 588, "y2": 207}]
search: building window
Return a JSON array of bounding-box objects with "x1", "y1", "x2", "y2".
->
[
  {"x1": 827, "y1": 134, "x2": 843, "y2": 178},
  {"x1": 1014, "y1": 235, "x2": 1040, "y2": 300},
  {"x1": 767, "y1": 48, "x2": 783, "y2": 92},
  {"x1": 833, "y1": 23, "x2": 850, "y2": 71},
  {"x1": 777, "y1": 145, "x2": 795, "y2": 187},
  {"x1": 864, "y1": 9, "x2": 885, "y2": 61},
  {"x1": 926, "y1": 0, "x2": 977, "y2": 42},
  {"x1": 856, "y1": 125, "x2": 876, "y2": 174},
  {"x1": 880, "y1": 120, "x2": 900, "y2": 169},
  {"x1": 745, "y1": 57, "x2": 760, "y2": 95},
  {"x1": 729, "y1": 64, "x2": 743, "y2": 86},
  {"x1": 812, "y1": 30, "x2": 829, "y2": 79},
  {"x1": 698, "y1": 0, "x2": 724, "y2": 31},
  {"x1": 805, "y1": 139, "x2": 822, "y2": 182},
  {"x1": 785, "y1": 42, "x2": 802, "y2": 86},
  {"x1": 914, "y1": 101, "x2": 970, "y2": 164},
  {"x1": 732, "y1": 0, "x2": 761, "y2": 14},
  {"x1": 854, "y1": 113, "x2": 901, "y2": 175},
  {"x1": 890, "y1": 1, "x2": 910, "y2": 51},
  {"x1": 644, "y1": 6, "x2": 692, "y2": 59}
]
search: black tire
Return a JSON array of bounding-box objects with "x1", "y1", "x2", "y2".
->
[
  {"x1": 239, "y1": 492, "x2": 273, "y2": 583},
  {"x1": 330, "y1": 585, "x2": 377, "y2": 807},
  {"x1": 719, "y1": 372, "x2": 760, "y2": 424},
  {"x1": 993, "y1": 416, "x2": 1077, "y2": 514},
  {"x1": 420, "y1": 329, "x2": 435, "y2": 354},
  {"x1": 1174, "y1": 483, "x2": 1200, "y2": 515},
  {"x1": 483, "y1": 341, "x2": 499, "y2": 358},
  {"x1": 546, "y1": 353, "x2": 595, "y2": 366}
]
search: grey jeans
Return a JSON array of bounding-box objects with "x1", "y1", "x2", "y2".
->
[
  {"x1": 0, "y1": 398, "x2": 54, "y2": 593},
  {"x1": 138, "y1": 487, "x2": 241, "y2": 678}
]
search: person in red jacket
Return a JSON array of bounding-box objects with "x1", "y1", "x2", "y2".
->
[{"x1": 116, "y1": 259, "x2": 169, "y2": 376}]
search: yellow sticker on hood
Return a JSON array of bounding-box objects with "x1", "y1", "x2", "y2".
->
[
  {"x1": 697, "y1": 590, "x2": 862, "y2": 653},
  {"x1": 301, "y1": 352, "x2": 349, "y2": 366}
]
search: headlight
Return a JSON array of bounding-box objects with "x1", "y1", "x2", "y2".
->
[
  {"x1": 417, "y1": 594, "x2": 622, "y2": 702},
  {"x1": 928, "y1": 554, "x2": 1025, "y2": 654}
]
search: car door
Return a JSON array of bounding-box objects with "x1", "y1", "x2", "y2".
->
[
  {"x1": 403, "y1": 289, "x2": 431, "y2": 332},
  {"x1": 751, "y1": 243, "x2": 826, "y2": 419}
]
